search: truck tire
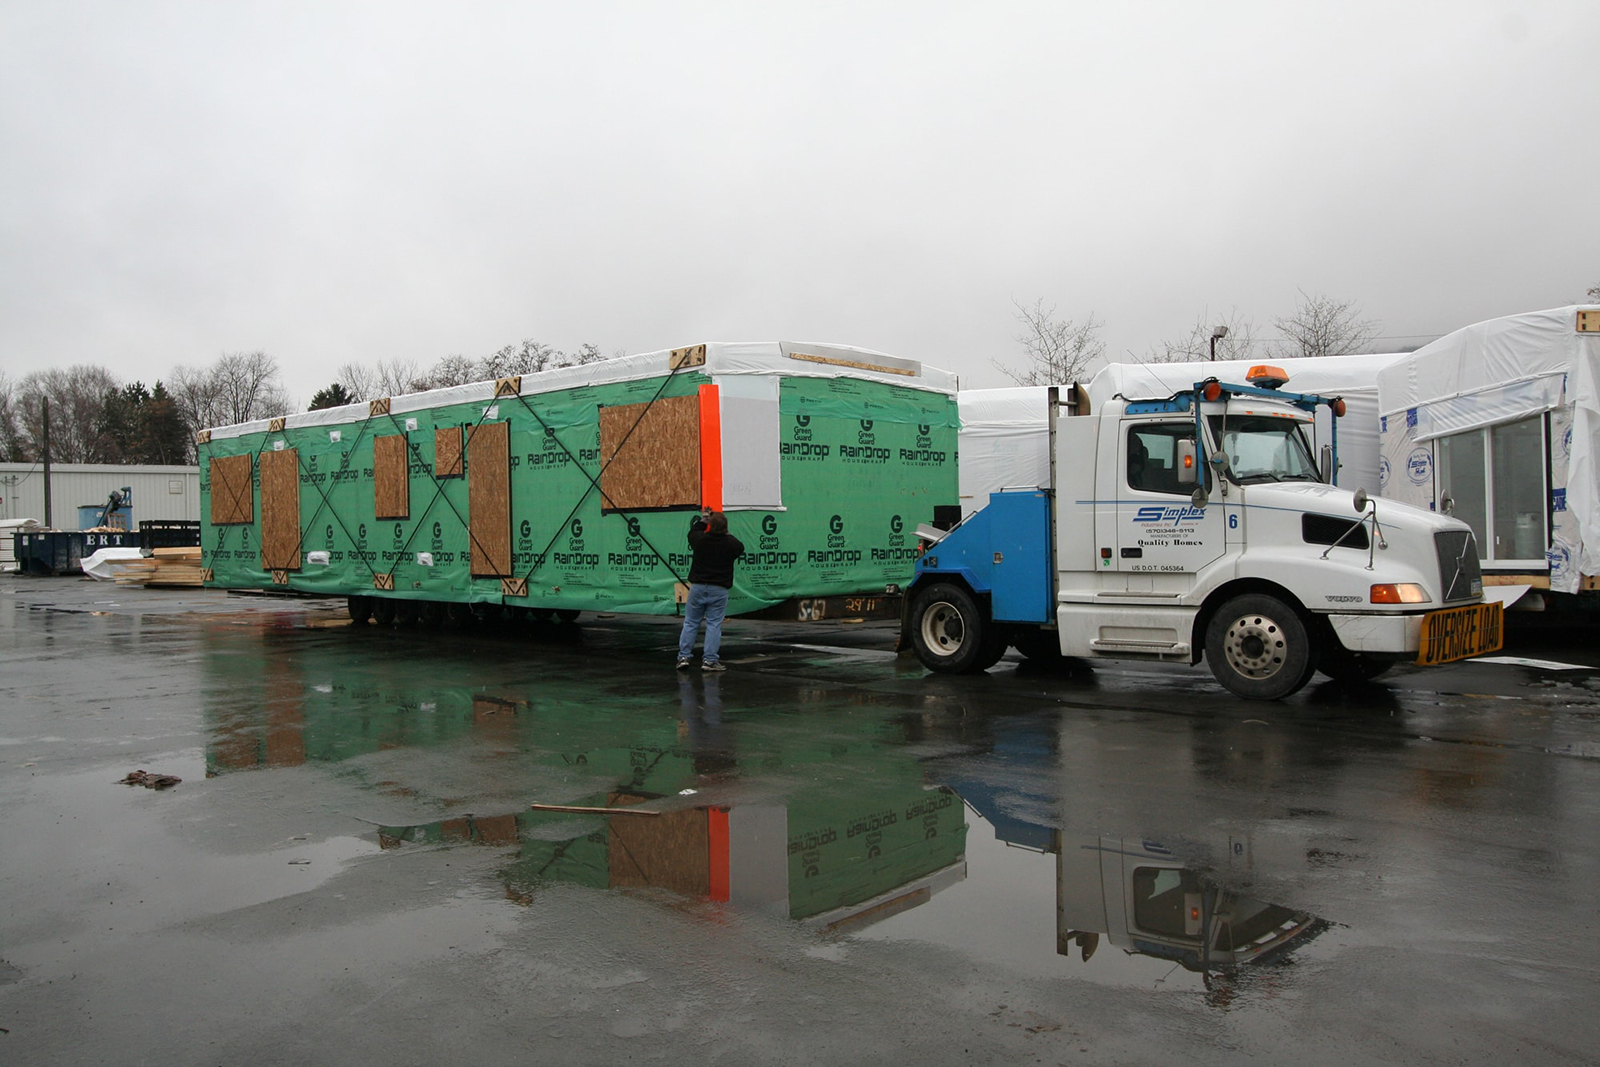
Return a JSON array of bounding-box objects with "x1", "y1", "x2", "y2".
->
[
  {"x1": 911, "y1": 583, "x2": 999, "y2": 674},
  {"x1": 371, "y1": 598, "x2": 396, "y2": 627},
  {"x1": 1316, "y1": 644, "x2": 1396, "y2": 683},
  {"x1": 347, "y1": 596, "x2": 373, "y2": 624},
  {"x1": 1205, "y1": 594, "x2": 1317, "y2": 700}
]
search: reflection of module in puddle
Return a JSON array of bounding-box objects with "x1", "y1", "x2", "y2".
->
[{"x1": 379, "y1": 785, "x2": 968, "y2": 931}]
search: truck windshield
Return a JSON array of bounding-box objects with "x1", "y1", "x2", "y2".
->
[{"x1": 1207, "y1": 415, "x2": 1320, "y2": 484}]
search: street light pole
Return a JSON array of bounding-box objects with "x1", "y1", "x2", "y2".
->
[{"x1": 1209, "y1": 325, "x2": 1230, "y2": 362}]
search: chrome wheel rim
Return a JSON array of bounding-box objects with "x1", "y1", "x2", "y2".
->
[{"x1": 1222, "y1": 612, "x2": 1288, "y2": 679}]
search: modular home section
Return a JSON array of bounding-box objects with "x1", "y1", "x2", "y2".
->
[{"x1": 198, "y1": 342, "x2": 958, "y2": 616}]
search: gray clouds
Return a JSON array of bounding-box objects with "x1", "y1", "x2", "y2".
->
[{"x1": 2, "y1": 2, "x2": 1595, "y2": 400}]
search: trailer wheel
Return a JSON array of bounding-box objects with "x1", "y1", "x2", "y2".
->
[
  {"x1": 371, "y1": 598, "x2": 396, "y2": 627},
  {"x1": 1205, "y1": 594, "x2": 1316, "y2": 700},
  {"x1": 347, "y1": 596, "x2": 373, "y2": 624},
  {"x1": 555, "y1": 609, "x2": 580, "y2": 623},
  {"x1": 911, "y1": 583, "x2": 997, "y2": 674}
]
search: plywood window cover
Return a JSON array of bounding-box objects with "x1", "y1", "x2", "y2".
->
[
  {"x1": 259, "y1": 447, "x2": 302, "y2": 571},
  {"x1": 209, "y1": 454, "x2": 255, "y2": 525},
  {"x1": 435, "y1": 426, "x2": 464, "y2": 478},
  {"x1": 468, "y1": 421, "x2": 512, "y2": 577},
  {"x1": 598, "y1": 395, "x2": 701, "y2": 511},
  {"x1": 373, "y1": 434, "x2": 410, "y2": 519}
]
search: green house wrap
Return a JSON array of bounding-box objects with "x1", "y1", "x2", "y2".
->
[{"x1": 199, "y1": 342, "x2": 959, "y2": 617}]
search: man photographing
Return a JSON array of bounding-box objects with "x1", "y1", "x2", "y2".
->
[{"x1": 677, "y1": 507, "x2": 745, "y2": 671}]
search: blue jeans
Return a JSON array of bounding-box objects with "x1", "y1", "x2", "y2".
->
[{"x1": 678, "y1": 583, "x2": 730, "y2": 662}]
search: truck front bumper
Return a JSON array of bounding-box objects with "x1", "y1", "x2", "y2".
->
[{"x1": 1325, "y1": 612, "x2": 1424, "y2": 654}]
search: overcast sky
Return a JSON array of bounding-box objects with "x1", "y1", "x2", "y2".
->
[{"x1": 3, "y1": 1, "x2": 1596, "y2": 403}]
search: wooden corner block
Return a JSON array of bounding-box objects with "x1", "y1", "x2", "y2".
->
[
  {"x1": 501, "y1": 577, "x2": 528, "y2": 598},
  {"x1": 268, "y1": 417, "x2": 287, "y2": 432},
  {"x1": 673, "y1": 581, "x2": 690, "y2": 605},
  {"x1": 495, "y1": 376, "x2": 522, "y2": 398},
  {"x1": 370, "y1": 398, "x2": 392, "y2": 417},
  {"x1": 270, "y1": 569, "x2": 290, "y2": 585},
  {"x1": 669, "y1": 344, "x2": 707, "y2": 370},
  {"x1": 373, "y1": 574, "x2": 395, "y2": 591},
  {"x1": 195, "y1": 430, "x2": 212, "y2": 445},
  {"x1": 200, "y1": 568, "x2": 214, "y2": 582}
]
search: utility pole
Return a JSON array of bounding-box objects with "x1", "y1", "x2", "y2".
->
[{"x1": 42, "y1": 395, "x2": 52, "y2": 528}]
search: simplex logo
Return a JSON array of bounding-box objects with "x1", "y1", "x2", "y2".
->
[
  {"x1": 1406, "y1": 448, "x2": 1432, "y2": 485},
  {"x1": 1379, "y1": 457, "x2": 1391, "y2": 488}
]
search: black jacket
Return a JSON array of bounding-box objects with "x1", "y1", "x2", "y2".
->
[{"x1": 687, "y1": 517, "x2": 745, "y2": 588}]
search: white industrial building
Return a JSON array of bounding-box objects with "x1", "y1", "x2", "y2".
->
[{"x1": 0, "y1": 463, "x2": 200, "y2": 529}]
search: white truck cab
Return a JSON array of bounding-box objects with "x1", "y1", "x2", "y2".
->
[{"x1": 909, "y1": 366, "x2": 1503, "y2": 699}]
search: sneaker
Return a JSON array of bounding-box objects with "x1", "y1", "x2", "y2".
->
[
  {"x1": 701, "y1": 660, "x2": 726, "y2": 672},
  {"x1": 676, "y1": 658, "x2": 692, "y2": 671}
]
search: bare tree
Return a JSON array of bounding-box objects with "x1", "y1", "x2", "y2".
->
[
  {"x1": 1272, "y1": 291, "x2": 1379, "y2": 358},
  {"x1": 172, "y1": 351, "x2": 291, "y2": 431},
  {"x1": 1587, "y1": 282, "x2": 1599, "y2": 302},
  {"x1": 994, "y1": 299, "x2": 1106, "y2": 385},
  {"x1": 333, "y1": 362, "x2": 376, "y2": 402},
  {"x1": 1142, "y1": 309, "x2": 1260, "y2": 364},
  {"x1": 0, "y1": 373, "x2": 24, "y2": 462},
  {"x1": 15, "y1": 365, "x2": 120, "y2": 463}
]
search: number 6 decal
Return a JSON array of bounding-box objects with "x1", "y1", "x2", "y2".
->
[{"x1": 1228, "y1": 514, "x2": 1239, "y2": 529}]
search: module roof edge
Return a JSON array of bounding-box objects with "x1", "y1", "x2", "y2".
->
[{"x1": 202, "y1": 340, "x2": 956, "y2": 440}]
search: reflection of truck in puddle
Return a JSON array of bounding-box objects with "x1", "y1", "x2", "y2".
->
[{"x1": 1056, "y1": 835, "x2": 1325, "y2": 975}]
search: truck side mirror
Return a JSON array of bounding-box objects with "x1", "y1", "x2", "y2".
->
[
  {"x1": 1176, "y1": 438, "x2": 1198, "y2": 485},
  {"x1": 1319, "y1": 444, "x2": 1334, "y2": 484}
]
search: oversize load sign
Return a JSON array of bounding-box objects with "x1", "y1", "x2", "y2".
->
[{"x1": 1416, "y1": 601, "x2": 1504, "y2": 666}]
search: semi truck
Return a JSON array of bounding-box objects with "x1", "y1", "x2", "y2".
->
[{"x1": 906, "y1": 364, "x2": 1504, "y2": 700}]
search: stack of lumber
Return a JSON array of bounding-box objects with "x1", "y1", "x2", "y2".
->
[{"x1": 114, "y1": 547, "x2": 204, "y2": 587}]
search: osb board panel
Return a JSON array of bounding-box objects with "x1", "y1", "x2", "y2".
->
[
  {"x1": 209, "y1": 454, "x2": 254, "y2": 525},
  {"x1": 599, "y1": 394, "x2": 699, "y2": 510},
  {"x1": 259, "y1": 448, "x2": 301, "y2": 571},
  {"x1": 435, "y1": 426, "x2": 463, "y2": 478},
  {"x1": 608, "y1": 806, "x2": 709, "y2": 895},
  {"x1": 373, "y1": 434, "x2": 410, "y2": 519},
  {"x1": 468, "y1": 421, "x2": 511, "y2": 577}
]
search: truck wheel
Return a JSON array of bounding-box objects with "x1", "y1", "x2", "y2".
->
[
  {"x1": 371, "y1": 598, "x2": 396, "y2": 627},
  {"x1": 911, "y1": 583, "x2": 996, "y2": 674},
  {"x1": 1205, "y1": 594, "x2": 1316, "y2": 700},
  {"x1": 347, "y1": 596, "x2": 373, "y2": 624},
  {"x1": 1316, "y1": 644, "x2": 1396, "y2": 683}
]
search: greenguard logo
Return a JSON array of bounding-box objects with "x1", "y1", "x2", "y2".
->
[
  {"x1": 900, "y1": 422, "x2": 947, "y2": 466},
  {"x1": 559, "y1": 516, "x2": 598, "y2": 568},
  {"x1": 609, "y1": 514, "x2": 655, "y2": 568},
  {"x1": 809, "y1": 513, "x2": 861, "y2": 564},
  {"x1": 842, "y1": 419, "x2": 889, "y2": 464},
  {"x1": 747, "y1": 513, "x2": 796, "y2": 567},
  {"x1": 782, "y1": 413, "x2": 830, "y2": 459},
  {"x1": 874, "y1": 512, "x2": 917, "y2": 565}
]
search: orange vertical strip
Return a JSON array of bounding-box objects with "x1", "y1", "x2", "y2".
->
[
  {"x1": 707, "y1": 805, "x2": 730, "y2": 901},
  {"x1": 698, "y1": 383, "x2": 723, "y2": 512}
]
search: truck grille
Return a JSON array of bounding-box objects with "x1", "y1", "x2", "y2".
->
[{"x1": 1435, "y1": 530, "x2": 1483, "y2": 602}]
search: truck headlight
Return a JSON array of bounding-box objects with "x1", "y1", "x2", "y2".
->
[{"x1": 1370, "y1": 583, "x2": 1429, "y2": 604}]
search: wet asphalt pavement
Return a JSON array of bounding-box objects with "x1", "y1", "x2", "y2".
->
[{"x1": 2, "y1": 574, "x2": 1598, "y2": 1065}]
